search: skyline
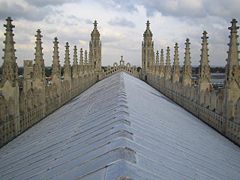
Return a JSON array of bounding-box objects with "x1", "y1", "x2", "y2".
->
[{"x1": 0, "y1": 0, "x2": 240, "y2": 67}]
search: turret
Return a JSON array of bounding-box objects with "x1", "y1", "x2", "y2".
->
[
  {"x1": 224, "y1": 19, "x2": 240, "y2": 120},
  {"x1": 172, "y1": 43, "x2": 180, "y2": 83},
  {"x1": 142, "y1": 20, "x2": 154, "y2": 75},
  {"x1": 182, "y1": 38, "x2": 192, "y2": 86},
  {"x1": 2, "y1": 17, "x2": 18, "y2": 85}
]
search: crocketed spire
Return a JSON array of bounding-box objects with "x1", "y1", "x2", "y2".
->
[
  {"x1": 33, "y1": 29, "x2": 45, "y2": 81},
  {"x1": 155, "y1": 51, "x2": 159, "y2": 65},
  {"x1": 172, "y1": 43, "x2": 180, "y2": 83},
  {"x1": 165, "y1": 46, "x2": 171, "y2": 80},
  {"x1": 225, "y1": 19, "x2": 239, "y2": 81},
  {"x1": 64, "y1": 42, "x2": 71, "y2": 79},
  {"x1": 2, "y1": 17, "x2": 18, "y2": 84},
  {"x1": 199, "y1": 31, "x2": 211, "y2": 91},
  {"x1": 52, "y1": 37, "x2": 61, "y2": 79},
  {"x1": 72, "y1": 45, "x2": 78, "y2": 78},
  {"x1": 84, "y1": 50, "x2": 88, "y2": 64},
  {"x1": 182, "y1": 38, "x2": 192, "y2": 86}
]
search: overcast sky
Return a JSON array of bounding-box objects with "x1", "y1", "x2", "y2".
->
[{"x1": 0, "y1": 0, "x2": 239, "y2": 67}]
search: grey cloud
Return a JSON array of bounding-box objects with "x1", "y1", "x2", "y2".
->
[
  {"x1": 25, "y1": 0, "x2": 78, "y2": 7},
  {"x1": 109, "y1": 17, "x2": 135, "y2": 28},
  {"x1": 98, "y1": 0, "x2": 137, "y2": 12},
  {"x1": 0, "y1": 1, "x2": 52, "y2": 21}
]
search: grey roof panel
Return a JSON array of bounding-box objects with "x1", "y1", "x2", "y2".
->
[{"x1": 0, "y1": 72, "x2": 240, "y2": 180}]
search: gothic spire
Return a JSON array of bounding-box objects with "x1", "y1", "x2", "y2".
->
[
  {"x1": 199, "y1": 31, "x2": 211, "y2": 91},
  {"x1": 156, "y1": 50, "x2": 159, "y2": 65},
  {"x1": 33, "y1": 29, "x2": 45, "y2": 81},
  {"x1": 84, "y1": 50, "x2": 88, "y2": 64},
  {"x1": 165, "y1": 46, "x2": 171, "y2": 80},
  {"x1": 226, "y1": 19, "x2": 239, "y2": 81},
  {"x1": 64, "y1": 42, "x2": 71, "y2": 79},
  {"x1": 72, "y1": 45, "x2": 78, "y2": 78},
  {"x1": 159, "y1": 49, "x2": 165, "y2": 77},
  {"x1": 182, "y1": 38, "x2": 192, "y2": 86},
  {"x1": 52, "y1": 37, "x2": 60, "y2": 79},
  {"x1": 2, "y1": 17, "x2": 18, "y2": 84},
  {"x1": 172, "y1": 43, "x2": 180, "y2": 83},
  {"x1": 73, "y1": 45, "x2": 78, "y2": 66},
  {"x1": 80, "y1": 48, "x2": 84, "y2": 65}
]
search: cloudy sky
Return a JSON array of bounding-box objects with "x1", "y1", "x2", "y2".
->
[{"x1": 0, "y1": 0, "x2": 239, "y2": 67}]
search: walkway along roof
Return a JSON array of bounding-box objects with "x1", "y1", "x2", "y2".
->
[{"x1": 0, "y1": 72, "x2": 240, "y2": 179}]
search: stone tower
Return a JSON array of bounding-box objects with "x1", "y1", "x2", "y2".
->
[
  {"x1": 164, "y1": 46, "x2": 171, "y2": 81},
  {"x1": 63, "y1": 42, "x2": 71, "y2": 81},
  {"x1": 172, "y1": 43, "x2": 180, "y2": 83},
  {"x1": 182, "y1": 38, "x2": 192, "y2": 87},
  {"x1": 198, "y1": 31, "x2": 211, "y2": 104},
  {"x1": 224, "y1": 19, "x2": 240, "y2": 120},
  {"x1": 89, "y1": 20, "x2": 101, "y2": 71},
  {"x1": 142, "y1": 20, "x2": 154, "y2": 75},
  {"x1": 1, "y1": 17, "x2": 20, "y2": 135},
  {"x1": 52, "y1": 37, "x2": 61, "y2": 81}
]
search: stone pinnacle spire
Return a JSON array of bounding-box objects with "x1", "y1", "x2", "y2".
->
[
  {"x1": 224, "y1": 19, "x2": 240, "y2": 120},
  {"x1": 72, "y1": 45, "x2": 78, "y2": 78},
  {"x1": 165, "y1": 46, "x2": 171, "y2": 80},
  {"x1": 172, "y1": 43, "x2": 180, "y2": 83},
  {"x1": 33, "y1": 29, "x2": 45, "y2": 81},
  {"x1": 73, "y1": 46, "x2": 78, "y2": 66},
  {"x1": 226, "y1": 19, "x2": 239, "y2": 81},
  {"x1": 52, "y1": 37, "x2": 61, "y2": 79},
  {"x1": 155, "y1": 51, "x2": 159, "y2": 65},
  {"x1": 159, "y1": 49, "x2": 165, "y2": 77},
  {"x1": 64, "y1": 42, "x2": 71, "y2": 79},
  {"x1": 80, "y1": 48, "x2": 84, "y2": 65},
  {"x1": 199, "y1": 31, "x2": 211, "y2": 91},
  {"x1": 160, "y1": 49, "x2": 164, "y2": 67},
  {"x1": 182, "y1": 38, "x2": 192, "y2": 86},
  {"x1": 2, "y1": 17, "x2": 18, "y2": 84},
  {"x1": 84, "y1": 50, "x2": 88, "y2": 64}
]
